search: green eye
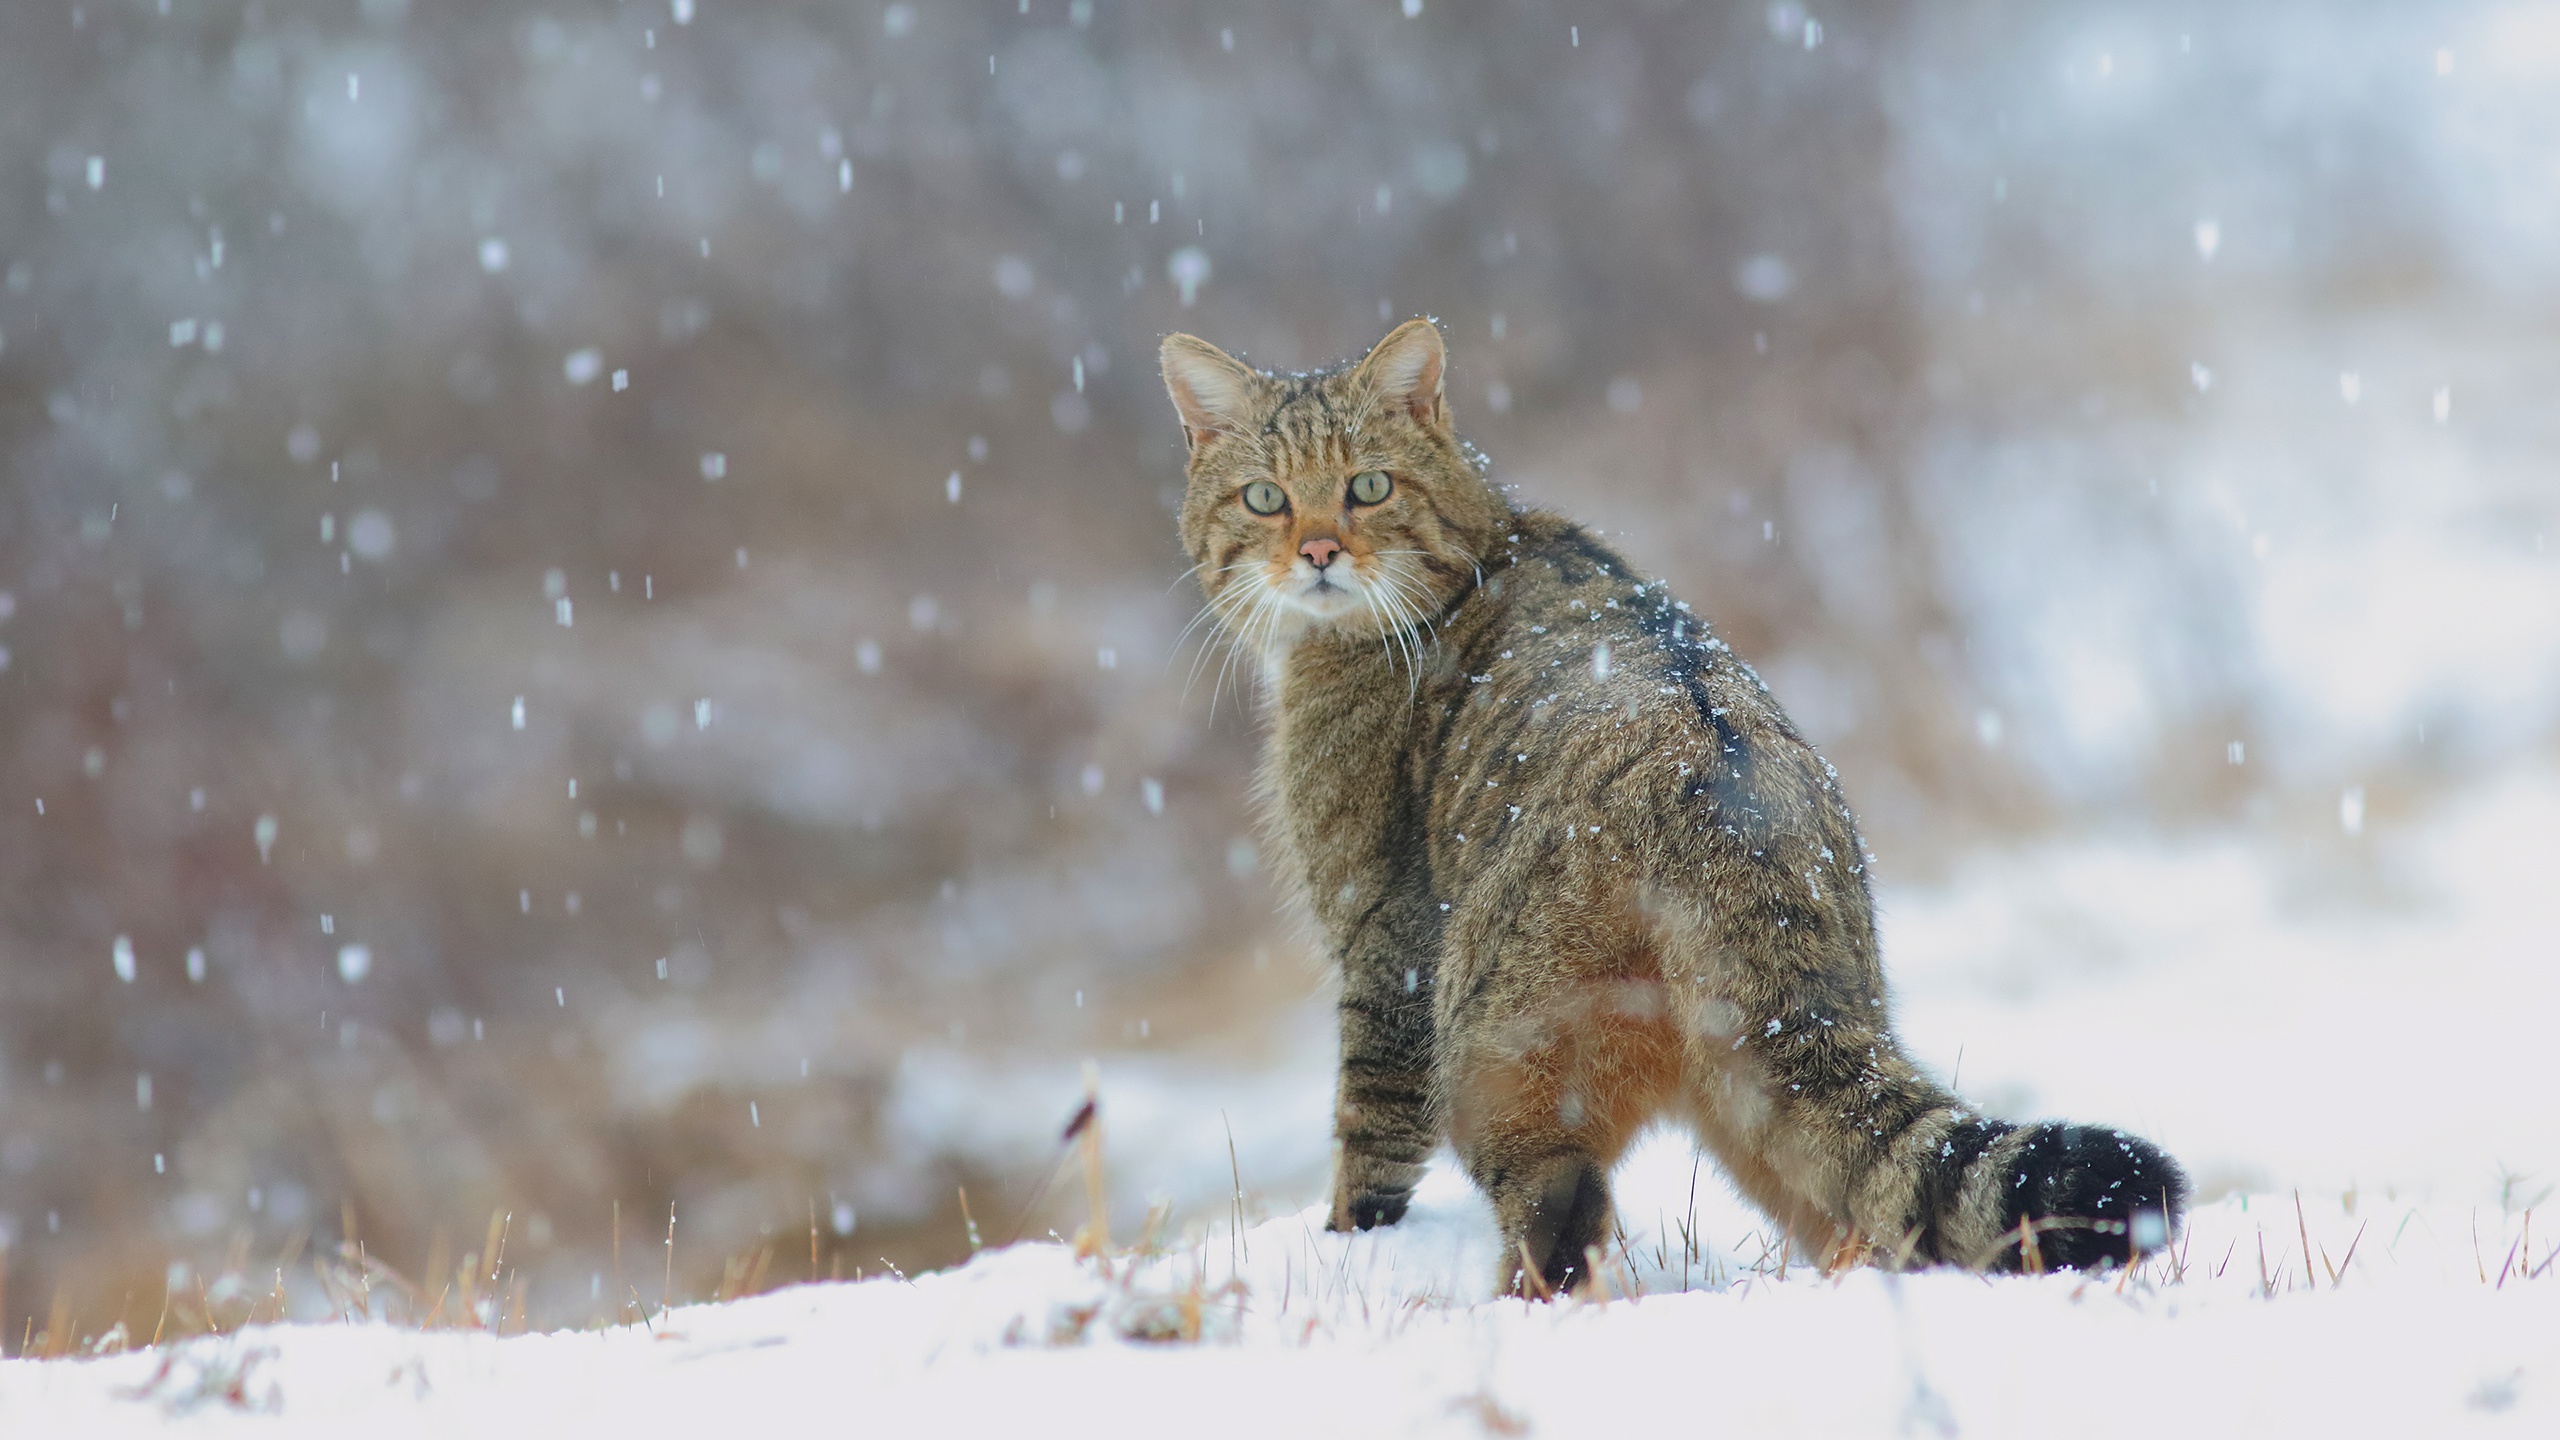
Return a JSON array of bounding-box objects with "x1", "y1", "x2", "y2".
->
[
  {"x1": 1349, "y1": 470, "x2": 1393, "y2": 505},
  {"x1": 1241, "y1": 480, "x2": 1289, "y2": 515}
]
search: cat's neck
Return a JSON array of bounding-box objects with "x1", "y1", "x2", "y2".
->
[{"x1": 1264, "y1": 626, "x2": 1414, "y2": 715}]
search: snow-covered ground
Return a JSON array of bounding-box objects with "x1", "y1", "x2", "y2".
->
[
  {"x1": 3, "y1": 1165, "x2": 2549, "y2": 1436},
  {"x1": 7, "y1": 766, "x2": 2556, "y2": 1435}
]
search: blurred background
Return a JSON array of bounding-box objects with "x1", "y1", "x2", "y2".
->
[{"x1": 3, "y1": 0, "x2": 2557, "y2": 1344}]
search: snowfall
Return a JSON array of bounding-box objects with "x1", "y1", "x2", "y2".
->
[{"x1": 6, "y1": 767, "x2": 2556, "y2": 1437}]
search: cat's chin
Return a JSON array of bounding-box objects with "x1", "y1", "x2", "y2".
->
[
  {"x1": 1224, "y1": 573, "x2": 1414, "y2": 660},
  {"x1": 1275, "y1": 583, "x2": 1396, "y2": 640},
  {"x1": 1287, "y1": 580, "x2": 1365, "y2": 617},
  {"x1": 1230, "y1": 585, "x2": 1381, "y2": 658}
]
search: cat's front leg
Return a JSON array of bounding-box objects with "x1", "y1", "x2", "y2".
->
[{"x1": 1327, "y1": 948, "x2": 1435, "y2": 1231}]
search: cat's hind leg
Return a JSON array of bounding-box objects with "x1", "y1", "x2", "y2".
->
[{"x1": 1443, "y1": 971, "x2": 1681, "y2": 1296}]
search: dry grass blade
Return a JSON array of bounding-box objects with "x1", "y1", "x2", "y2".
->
[
  {"x1": 2328, "y1": 1221, "x2": 2368, "y2": 1289},
  {"x1": 1225, "y1": 1109, "x2": 1249, "y2": 1268},
  {"x1": 1512, "y1": 1241, "x2": 1553, "y2": 1303},
  {"x1": 269, "y1": 1224, "x2": 312, "y2": 1324},
  {"x1": 2294, "y1": 1191, "x2": 2315, "y2": 1296},
  {"x1": 1072, "y1": 1066, "x2": 1111, "y2": 1263},
  {"x1": 1002, "y1": 1138, "x2": 1080, "y2": 1248},
  {"x1": 484, "y1": 1211, "x2": 511, "y2": 1287}
]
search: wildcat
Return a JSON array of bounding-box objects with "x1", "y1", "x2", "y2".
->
[{"x1": 1159, "y1": 319, "x2": 2186, "y2": 1296}]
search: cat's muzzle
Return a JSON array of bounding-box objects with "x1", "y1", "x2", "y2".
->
[{"x1": 1283, "y1": 561, "x2": 1365, "y2": 617}]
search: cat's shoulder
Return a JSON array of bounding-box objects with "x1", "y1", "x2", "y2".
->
[{"x1": 1486, "y1": 509, "x2": 1638, "y2": 596}]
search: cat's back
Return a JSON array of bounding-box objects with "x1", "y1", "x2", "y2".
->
[
  {"x1": 1442, "y1": 509, "x2": 1752, "y2": 762},
  {"x1": 1432, "y1": 510, "x2": 1839, "y2": 865}
]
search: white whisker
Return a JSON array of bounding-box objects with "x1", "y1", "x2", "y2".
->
[
  {"x1": 1170, "y1": 585, "x2": 1244, "y2": 665},
  {"x1": 1179, "y1": 584, "x2": 1254, "y2": 700},
  {"x1": 1212, "y1": 584, "x2": 1281, "y2": 722},
  {"x1": 1207, "y1": 588, "x2": 1265, "y2": 720},
  {"x1": 1354, "y1": 562, "x2": 1428, "y2": 701},
  {"x1": 1358, "y1": 583, "x2": 1396, "y2": 675}
]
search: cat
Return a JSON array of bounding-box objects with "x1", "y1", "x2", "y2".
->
[{"x1": 1159, "y1": 319, "x2": 2187, "y2": 1296}]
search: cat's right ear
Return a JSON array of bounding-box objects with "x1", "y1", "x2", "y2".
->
[{"x1": 1160, "y1": 334, "x2": 1258, "y2": 450}]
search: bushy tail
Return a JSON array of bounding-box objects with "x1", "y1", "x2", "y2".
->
[{"x1": 1903, "y1": 1117, "x2": 2189, "y2": 1272}]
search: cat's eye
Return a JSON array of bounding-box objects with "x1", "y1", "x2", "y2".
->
[
  {"x1": 1349, "y1": 470, "x2": 1393, "y2": 505},
  {"x1": 1240, "y1": 480, "x2": 1289, "y2": 516}
]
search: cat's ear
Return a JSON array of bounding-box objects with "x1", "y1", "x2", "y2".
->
[
  {"x1": 1160, "y1": 334, "x2": 1259, "y2": 449},
  {"x1": 1352, "y1": 318, "x2": 1448, "y2": 430}
]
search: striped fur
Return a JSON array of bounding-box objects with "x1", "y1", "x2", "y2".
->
[{"x1": 1162, "y1": 321, "x2": 2186, "y2": 1295}]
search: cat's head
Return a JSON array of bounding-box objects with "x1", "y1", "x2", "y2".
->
[{"x1": 1158, "y1": 319, "x2": 1503, "y2": 656}]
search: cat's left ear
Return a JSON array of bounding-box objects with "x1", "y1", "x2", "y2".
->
[
  {"x1": 1353, "y1": 318, "x2": 1448, "y2": 431},
  {"x1": 1160, "y1": 334, "x2": 1260, "y2": 450}
]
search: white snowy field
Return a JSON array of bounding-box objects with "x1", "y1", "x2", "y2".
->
[
  {"x1": 1, "y1": 1163, "x2": 2550, "y2": 1437},
  {"x1": 5, "y1": 764, "x2": 2557, "y2": 1436}
]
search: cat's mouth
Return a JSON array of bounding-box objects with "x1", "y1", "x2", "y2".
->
[{"x1": 1282, "y1": 563, "x2": 1366, "y2": 616}]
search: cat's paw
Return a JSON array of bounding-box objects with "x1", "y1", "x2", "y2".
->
[{"x1": 1328, "y1": 1190, "x2": 1412, "y2": 1232}]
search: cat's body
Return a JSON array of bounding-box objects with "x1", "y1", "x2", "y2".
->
[{"x1": 1162, "y1": 320, "x2": 2185, "y2": 1295}]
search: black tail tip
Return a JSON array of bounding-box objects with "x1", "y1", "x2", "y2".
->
[{"x1": 1995, "y1": 1122, "x2": 2189, "y2": 1272}]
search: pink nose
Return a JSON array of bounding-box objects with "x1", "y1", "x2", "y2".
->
[{"x1": 1300, "y1": 537, "x2": 1342, "y2": 569}]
